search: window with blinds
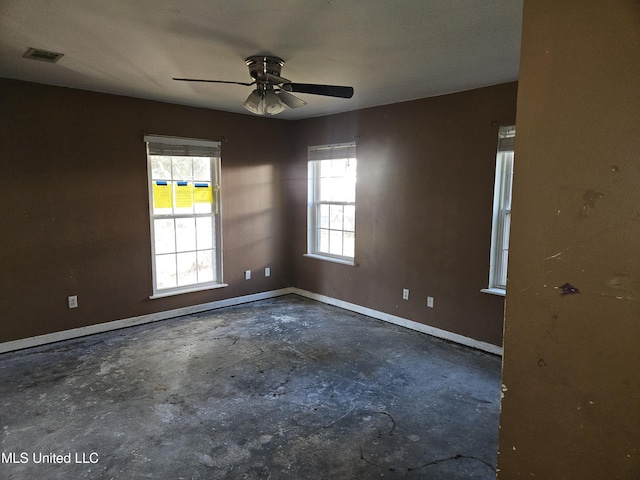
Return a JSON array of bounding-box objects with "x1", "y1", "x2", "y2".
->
[
  {"x1": 306, "y1": 142, "x2": 357, "y2": 265},
  {"x1": 145, "y1": 135, "x2": 225, "y2": 297},
  {"x1": 486, "y1": 126, "x2": 515, "y2": 293}
]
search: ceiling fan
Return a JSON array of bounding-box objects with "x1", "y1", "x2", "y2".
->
[{"x1": 173, "y1": 55, "x2": 354, "y2": 116}]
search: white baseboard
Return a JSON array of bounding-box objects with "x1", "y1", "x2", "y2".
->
[
  {"x1": 290, "y1": 288, "x2": 503, "y2": 356},
  {"x1": 0, "y1": 287, "x2": 502, "y2": 356},
  {"x1": 0, "y1": 289, "x2": 292, "y2": 354}
]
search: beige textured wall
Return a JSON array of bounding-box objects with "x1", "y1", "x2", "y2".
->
[{"x1": 498, "y1": 1, "x2": 640, "y2": 478}]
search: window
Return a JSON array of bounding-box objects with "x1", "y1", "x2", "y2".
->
[
  {"x1": 484, "y1": 126, "x2": 515, "y2": 295},
  {"x1": 145, "y1": 135, "x2": 225, "y2": 297},
  {"x1": 306, "y1": 142, "x2": 357, "y2": 265}
]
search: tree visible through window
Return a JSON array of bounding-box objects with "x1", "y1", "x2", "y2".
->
[
  {"x1": 307, "y1": 143, "x2": 357, "y2": 264},
  {"x1": 145, "y1": 135, "x2": 224, "y2": 297}
]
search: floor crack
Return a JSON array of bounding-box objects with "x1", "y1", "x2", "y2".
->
[
  {"x1": 268, "y1": 365, "x2": 296, "y2": 397},
  {"x1": 408, "y1": 454, "x2": 495, "y2": 472}
]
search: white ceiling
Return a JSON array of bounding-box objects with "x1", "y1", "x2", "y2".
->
[{"x1": 0, "y1": 0, "x2": 523, "y2": 120}]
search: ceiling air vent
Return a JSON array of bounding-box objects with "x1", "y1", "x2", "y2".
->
[{"x1": 23, "y1": 47, "x2": 64, "y2": 63}]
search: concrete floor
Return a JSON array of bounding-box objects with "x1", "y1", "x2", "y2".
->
[{"x1": 0, "y1": 295, "x2": 502, "y2": 479}]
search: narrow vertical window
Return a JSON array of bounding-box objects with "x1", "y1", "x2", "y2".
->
[
  {"x1": 306, "y1": 142, "x2": 357, "y2": 265},
  {"x1": 485, "y1": 126, "x2": 515, "y2": 294},
  {"x1": 145, "y1": 135, "x2": 225, "y2": 297}
]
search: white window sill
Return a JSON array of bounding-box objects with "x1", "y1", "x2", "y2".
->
[
  {"x1": 481, "y1": 287, "x2": 506, "y2": 297},
  {"x1": 150, "y1": 283, "x2": 228, "y2": 299},
  {"x1": 304, "y1": 253, "x2": 356, "y2": 266}
]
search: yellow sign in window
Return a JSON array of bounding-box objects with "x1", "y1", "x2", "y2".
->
[
  {"x1": 175, "y1": 182, "x2": 193, "y2": 208},
  {"x1": 194, "y1": 183, "x2": 214, "y2": 204},
  {"x1": 153, "y1": 181, "x2": 172, "y2": 209}
]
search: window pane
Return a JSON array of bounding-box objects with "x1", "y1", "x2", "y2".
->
[
  {"x1": 502, "y1": 152, "x2": 514, "y2": 210},
  {"x1": 197, "y1": 250, "x2": 214, "y2": 283},
  {"x1": 196, "y1": 217, "x2": 213, "y2": 250},
  {"x1": 156, "y1": 254, "x2": 177, "y2": 289},
  {"x1": 344, "y1": 205, "x2": 355, "y2": 232},
  {"x1": 329, "y1": 230, "x2": 343, "y2": 256},
  {"x1": 319, "y1": 178, "x2": 332, "y2": 202},
  {"x1": 331, "y1": 178, "x2": 347, "y2": 202},
  {"x1": 343, "y1": 232, "x2": 355, "y2": 258},
  {"x1": 319, "y1": 204, "x2": 330, "y2": 229},
  {"x1": 318, "y1": 229, "x2": 329, "y2": 253},
  {"x1": 150, "y1": 156, "x2": 172, "y2": 180},
  {"x1": 331, "y1": 159, "x2": 348, "y2": 177},
  {"x1": 175, "y1": 218, "x2": 196, "y2": 252},
  {"x1": 172, "y1": 157, "x2": 193, "y2": 180},
  {"x1": 320, "y1": 160, "x2": 332, "y2": 178},
  {"x1": 329, "y1": 205, "x2": 343, "y2": 230},
  {"x1": 498, "y1": 250, "x2": 509, "y2": 287},
  {"x1": 502, "y1": 212, "x2": 511, "y2": 247},
  {"x1": 344, "y1": 176, "x2": 356, "y2": 203},
  {"x1": 193, "y1": 197, "x2": 212, "y2": 214},
  {"x1": 154, "y1": 219, "x2": 175, "y2": 255},
  {"x1": 346, "y1": 158, "x2": 357, "y2": 177},
  {"x1": 177, "y1": 251, "x2": 198, "y2": 286},
  {"x1": 192, "y1": 157, "x2": 211, "y2": 181}
]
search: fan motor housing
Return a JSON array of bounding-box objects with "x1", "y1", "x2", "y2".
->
[{"x1": 245, "y1": 56, "x2": 285, "y2": 82}]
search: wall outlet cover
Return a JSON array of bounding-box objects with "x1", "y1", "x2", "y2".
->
[{"x1": 68, "y1": 295, "x2": 78, "y2": 309}]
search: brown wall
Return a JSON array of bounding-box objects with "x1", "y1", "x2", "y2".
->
[
  {"x1": 1, "y1": 78, "x2": 516, "y2": 348},
  {"x1": 288, "y1": 83, "x2": 518, "y2": 346},
  {"x1": 498, "y1": 2, "x2": 640, "y2": 478},
  {"x1": 0, "y1": 79, "x2": 292, "y2": 342}
]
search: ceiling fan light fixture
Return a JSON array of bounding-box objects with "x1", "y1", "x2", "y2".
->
[
  {"x1": 243, "y1": 88, "x2": 286, "y2": 116},
  {"x1": 263, "y1": 90, "x2": 286, "y2": 115},
  {"x1": 243, "y1": 89, "x2": 263, "y2": 114}
]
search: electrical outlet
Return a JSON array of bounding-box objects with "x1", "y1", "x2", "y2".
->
[
  {"x1": 68, "y1": 295, "x2": 78, "y2": 309},
  {"x1": 245, "y1": 270, "x2": 251, "y2": 280},
  {"x1": 265, "y1": 267, "x2": 271, "y2": 277},
  {"x1": 402, "y1": 288, "x2": 409, "y2": 300},
  {"x1": 427, "y1": 296, "x2": 434, "y2": 308}
]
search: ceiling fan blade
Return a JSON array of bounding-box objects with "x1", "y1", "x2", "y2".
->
[
  {"x1": 276, "y1": 90, "x2": 307, "y2": 108},
  {"x1": 264, "y1": 72, "x2": 291, "y2": 85},
  {"x1": 173, "y1": 78, "x2": 254, "y2": 86},
  {"x1": 284, "y1": 83, "x2": 354, "y2": 99}
]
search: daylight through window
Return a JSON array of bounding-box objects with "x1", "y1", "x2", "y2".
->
[
  {"x1": 486, "y1": 126, "x2": 515, "y2": 293},
  {"x1": 307, "y1": 142, "x2": 357, "y2": 264},
  {"x1": 145, "y1": 135, "x2": 224, "y2": 297}
]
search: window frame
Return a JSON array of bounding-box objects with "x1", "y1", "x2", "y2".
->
[
  {"x1": 306, "y1": 142, "x2": 357, "y2": 266},
  {"x1": 483, "y1": 126, "x2": 515, "y2": 296},
  {"x1": 145, "y1": 134, "x2": 226, "y2": 298}
]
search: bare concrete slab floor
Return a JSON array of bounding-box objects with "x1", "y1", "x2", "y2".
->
[{"x1": 0, "y1": 295, "x2": 501, "y2": 479}]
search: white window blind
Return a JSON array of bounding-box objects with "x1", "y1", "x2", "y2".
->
[
  {"x1": 146, "y1": 135, "x2": 221, "y2": 158},
  {"x1": 307, "y1": 143, "x2": 357, "y2": 161}
]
